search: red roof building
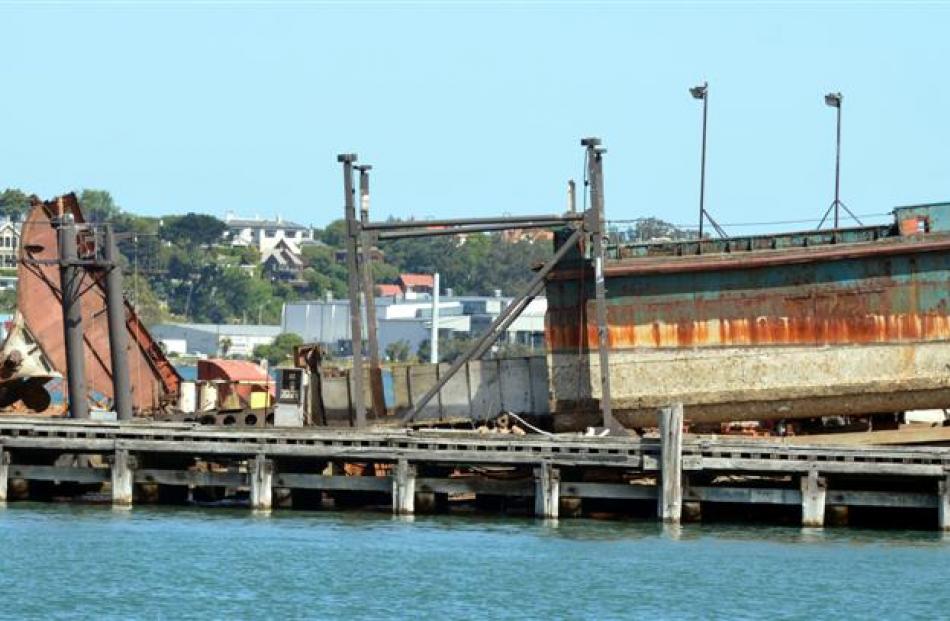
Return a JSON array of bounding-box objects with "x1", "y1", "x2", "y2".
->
[
  {"x1": 398, "y1": 273, "x2": 434, "y2": 296},
  {"x1": 376, "y1": 283, "x2": 403, "y2": 298}
]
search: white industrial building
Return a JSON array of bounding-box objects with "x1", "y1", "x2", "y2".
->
[
  {"x1": 151, "y1": 323, "x2": 282, "y2": 358},
  {"x1": 280, "y1": 293, "x2": 547, "y2": 358}
]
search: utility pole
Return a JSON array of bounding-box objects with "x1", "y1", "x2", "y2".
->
[
  {"x1": 582, "y1": 137, "x2": 619, "y2": 432},
  {"x1": 690, "y1": 82, "x2": 726, "y2": 240},
  {"x1": 356, "y1": 164, "x2": 385, "y2": 419},
  {"x1": 58, "y1": 213, "x2": 89, "y2": 419},
  {"x1": 818, "y1": 92, "x2": 861, "y2": 230},
  {"x1": 339, "y1": 153, "x2": 366, "y2": 427},
  {"x1": 103, "y1": 225, "x2": 133, "y2": 420}
]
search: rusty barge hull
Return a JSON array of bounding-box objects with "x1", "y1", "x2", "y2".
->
[{"x1": 545, "y1": 202, "x2": 950, "y2": 429}]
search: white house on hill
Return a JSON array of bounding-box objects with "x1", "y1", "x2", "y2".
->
[{"x1": 223, "y1": 213, "x2": 313, "y2": 254}]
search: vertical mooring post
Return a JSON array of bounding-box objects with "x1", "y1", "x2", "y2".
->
[
  {"x1": 104, "y1": 225, "x2": 133, "y2": 421},
  {"x1": 801, "y1": 470, "x2": 827, "y2": 527},
  {"x1": 111, "y1": 448, "x2": 134, "y2": 507},
  {"x1": 938, "y1": 475, "x2": 950, "y2": 531},
  {"x1": 339, "y1": 153, "x2": 366, "y2": 428},
  {"x1": 582, "y1": 137, "x2": 617, "y2": 432},
  {"x1": 0, "y1": 450, "x2": 9, "y2": 503},
  {"x1": 58, "y1": 215, "x2": 89, "y2": 419},
  {"x1": 393, "y1": 458, "x2": 416, "y2": 515},
  {"x1": 250, "y1": 453, "x2": 273, "y2": 512},
  {"x1": 534, "y1": 461, "x2": 560, "y2": 519},
  {"x1": 356, "y1": 165, "x2": 385, "y2": 420},
  {"x1": 657, "y1": 404, "x2": 684, "y2": 523}
]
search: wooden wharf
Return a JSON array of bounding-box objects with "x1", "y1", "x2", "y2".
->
[{"x1": 1, "y1": 408, "x2": 949, "y2": 530}]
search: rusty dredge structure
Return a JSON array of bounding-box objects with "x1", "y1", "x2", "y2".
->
[{"x1": 1, "y1": 124, "x2": 950, "y2": 529}]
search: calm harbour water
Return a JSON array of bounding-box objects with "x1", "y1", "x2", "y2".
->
[{"x1": 1, "y1": 504, "x2": 948, "y2": 620}]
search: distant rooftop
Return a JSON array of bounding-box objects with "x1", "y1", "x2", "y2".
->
[
  {"x1": 224, "y1": 213, "x2": 308, "y2": 231},
  {"x1": 398, "y1": 273, "x2": 434, "y2": 288}
]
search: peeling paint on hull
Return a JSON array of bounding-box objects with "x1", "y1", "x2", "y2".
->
[{"x1": 546, "y1": 214, "x2": 950, "y2": 426}]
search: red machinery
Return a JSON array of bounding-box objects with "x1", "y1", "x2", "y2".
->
[{"x1": 0, "y1": 194, "x2": 181, "y2": 415}]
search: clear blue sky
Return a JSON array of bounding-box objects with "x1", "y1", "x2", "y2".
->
[{"x1": 1, "y1": 2, "x2": 947, "y2": 234}]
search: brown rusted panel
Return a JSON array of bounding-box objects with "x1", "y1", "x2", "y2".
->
[
  {"x1": 547, "y1": 242, "x2": 950, "y2": 352},
  {"x1": 17, "y1": 195, "x2": 180, "y2": 414},
  {"x1": 546, "y1": 209, "x2": 950, "y2": 426}
]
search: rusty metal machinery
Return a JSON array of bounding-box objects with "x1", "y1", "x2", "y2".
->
[{"x1": 0, "y1": 194, "x2": 181, "y2": 416}]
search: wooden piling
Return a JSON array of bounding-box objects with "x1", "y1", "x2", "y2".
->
[
  {"x1": 534, "y1": 462, "x2": 560, "y2": 519},
  {"x1": 658, "y1": 404, "x2": 684, "y2": 523},
  {"x1": 393, "y1": 459, "x2": 416, "y2": 515},
  {"x1": 250, "y1": 453, "x2": 273, "y2": 512},
  {"x1": 112, "y1": 449, "x2": 134, "y2": 507},
  {"x1": 0, "y1": 450, "x2": 8, "y2": 503},
  {"x1": 801, "y1": 470, "x2": 827, "y2": 527},
  {"x1": 939, "y1": 475, "x2": 950, "y2": 532}
]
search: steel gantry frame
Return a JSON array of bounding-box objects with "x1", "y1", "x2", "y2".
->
[{"x1": 337, "y1": 138, "x2": 618, "y2": 431}]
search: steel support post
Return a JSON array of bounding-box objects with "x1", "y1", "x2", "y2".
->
[
  {"x1": 401, "y1": 226, "x2": 583, "y2": 423},
  {"x1": 834, "y1": 101, "x2": 841, "y2": 229},
  {"x1": 339, "y1": 154, "x2": 366, "y2": 428},
  {"x1": 357, "y1": 165, "x2": 385, "y2": 419},
  {"x1": 583, "y1": 138, "x2": 619, "y2": 432},
  {"x1": 699, "y1": 87, "x2": 708, "y2": 239},
  {"x1": 104, "y1": 225, "x2": 133, "y2": 421},
  {"x1": 58, "y1": 216, "x2": 89, "y2": 419}
]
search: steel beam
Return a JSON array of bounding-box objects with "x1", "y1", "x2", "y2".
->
[
  {"x1": 375, "y1": 220, "x2": 572, "y2": 240},
  {"x1": 401, "y1": 226, "x2": 584, "y2": 423},
  {"x1": 363, "y1": 213, "x2": 582, "y2": 231},
  {"x1": 104, "y1": 225, "x2": 133, "y2": 421}
]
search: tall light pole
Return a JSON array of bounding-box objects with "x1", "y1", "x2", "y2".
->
[
  {"x1": 818, "y1": 91, "x2": 861, "y2": 230},
  {"x1": 690, "y1": 82, "x2": 726, "y2": 240}
]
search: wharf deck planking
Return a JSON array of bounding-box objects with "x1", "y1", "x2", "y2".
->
[{"x1": 1, "y1": 417, "x2": 949, "y2": 528}]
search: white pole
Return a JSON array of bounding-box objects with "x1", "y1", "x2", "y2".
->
[{"x1": 430, "y1": 272, "x2": 440, "y2": 364}]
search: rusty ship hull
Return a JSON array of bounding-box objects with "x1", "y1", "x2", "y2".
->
[{"x1": 545, "y1": 203, "x2": 950, "y2": 429}]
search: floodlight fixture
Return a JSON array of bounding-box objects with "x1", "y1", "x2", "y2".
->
[
  {"x1": 824, "y1": 92, "x2": 842, "y2": 108},
  {"x1": 690, "y1": 81, "x2": 726, "y2": 241}
]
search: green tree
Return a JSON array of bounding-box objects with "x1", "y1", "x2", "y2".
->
[
  {"x1": 79, "y1": 189, "x2": 121, "y2": 223},
  {"x1": 316, "y1": 219, "x2": 347, "y2": 247},
  {"x1": 0, "y1": 189, "x2": 31, "y2": 221},
  {"x1": 160, "y1": 213, "x2": 226, "y2": 247},
  {"x1": 0, "y1": 289, "x2": 16, "y2": 313},
  {"x1": 385, "y1": 339, "x2": 411, "y2": 362},
  {"x1": 253, "y1": 333, "x2": 303, "y2": 366}
]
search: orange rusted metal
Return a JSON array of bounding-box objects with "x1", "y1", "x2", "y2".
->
[
  {"x1": 11, "y1": 194, "x2": 180, "y2": 414},
  {"x1": 544, "y1": 202, "x2": 950, "y2": 428}
]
